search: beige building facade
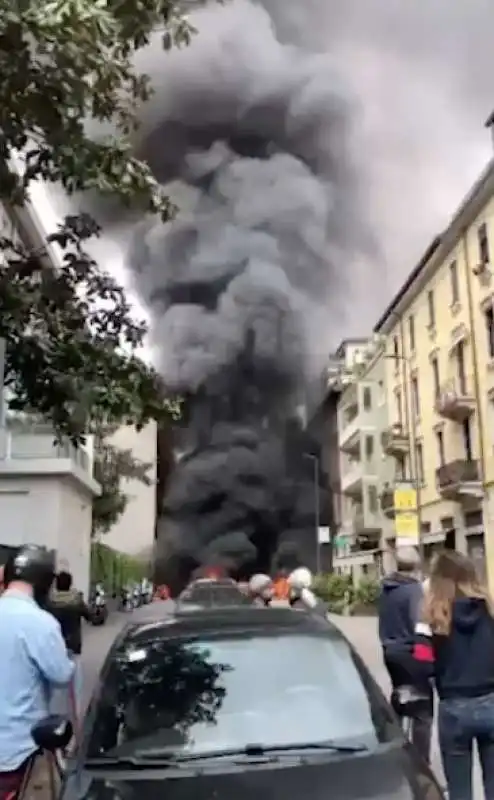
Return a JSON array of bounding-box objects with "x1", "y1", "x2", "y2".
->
[{"x1": 375, "y1": 155, "x2": 494, "y2": 584}]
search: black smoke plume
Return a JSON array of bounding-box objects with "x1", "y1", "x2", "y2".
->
[{"x1": 91, "y1": 0, "x2": 366, "y2": 586}]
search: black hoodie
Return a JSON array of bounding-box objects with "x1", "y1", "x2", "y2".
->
[
  {"x1": 414, "y1": 598, "x2": 494, "y2": 699},
  {"x1": 378, "y1": 573, "x2": 423, "y2": 657},
  {"x1": 48, "y1": 588, "x2": 91, "y2": 655}
]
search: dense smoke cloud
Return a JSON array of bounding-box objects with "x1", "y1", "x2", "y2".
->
[
  {"x1": 107, "y1": 0, "x2": 364, "y2": 582},
  {"x1": 85, "y1": 0, "x2": 494, "y2": 582}
]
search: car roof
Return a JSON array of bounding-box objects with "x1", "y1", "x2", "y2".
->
[{"x1": 120, "y1": 606, "x2": 344, "y2": 647}]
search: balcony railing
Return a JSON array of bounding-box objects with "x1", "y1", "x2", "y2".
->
[
  {"x1": 380, "y1": 487, "x2": 395, "y2": 517},
  {"x1": 435, "y1": 376, "x2": 476, "y2": 422},
  {"x1": 436, "y1": 458, "x2": 481, "y2": 499},
  {"x1": 0, "y1": 429, "x2": 90, "y2": 473},
  {"x1": 381, "y1": 424, "x2": 409, "y2": 457}
]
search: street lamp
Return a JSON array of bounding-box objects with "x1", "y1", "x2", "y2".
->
[{"x1": 303, "y1": 453, "x2": 321, "y2": 574}]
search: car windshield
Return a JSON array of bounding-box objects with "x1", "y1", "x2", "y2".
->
[
  {"x1": 178, "y1": 585, "x2": 252, "y2": 607},
  {"x1": 87, "y1": 631, "x2": 394, "y2": 760}
]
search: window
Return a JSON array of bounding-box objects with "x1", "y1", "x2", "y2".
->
[
  {"x1": 435, "y1": 429, "x2": 445, "y2": 466},
  {"x1": 396, "y1": 457, "x2": 406, "y2": 481},
  {"x1": 478, "y1": 222, "x2": 490, "y2": 266},
  {"x1": 431, "y1": 357, "x2": 440, "y2": 400},
  {"x1": 450, "y1": 260, "x2": 459, "y2": 305},
  {"x1": 462, "y1": 418, "x2": 472, "y2": 461},
  {"x1": 87, "y1": 633, "x2": 396, "y2": 759},
  {"x1": 427, "y1": 290, "x2": 435, "y2": 329},
  {"x1": 362, "y1": 387, "x2": 372, "y2": 410},
  {"x1": 416, "y1": 443, "x2": 424, "y2": 484},
  {"x1": 395, "y1": 389, "x2": 402, "y2": 424},
  {"x1": 485, "y1": 305, "x2": 494, "y2": 359},
  {"x1": 368, "y1": 485, "x2": 378, "y2": 513},
  {"x1": 457, "y1": 340, "x2": 467, "y2": 395},
  {"x1": 408, "y1": 315, "x2": 415, "y2": 352},
  {"x1": 393, "y1": 335, "x2": 399, "y2": 371},
  {"x1": 411, "y1": 374, "x2": 420, "y2": 419},
  {"x1": 365, "y1": 435, "x2": 374, "y2": 460}
]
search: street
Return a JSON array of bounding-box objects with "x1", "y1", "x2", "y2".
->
[{"x1": 330, "y1": 615, "x2": 484, "y2": 800}]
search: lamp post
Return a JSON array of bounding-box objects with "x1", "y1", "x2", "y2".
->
[{"x1": 304, "y1": 453, "x2": 321, "y2": 574}]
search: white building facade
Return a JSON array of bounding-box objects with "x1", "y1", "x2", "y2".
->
[
  {"x1": 0, "y1": 196, "x2": 101, "y2": 596},
  {"x1": 103, "y1": 422, "x2": 157, "y2": 559},
  {"x1": 333, "y1": 340, "x2": 396, "y2": 584}
]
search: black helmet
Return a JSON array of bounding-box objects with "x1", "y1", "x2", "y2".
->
[{"x1": 4, "y1": 545, "x2": 55, "y2": 603}]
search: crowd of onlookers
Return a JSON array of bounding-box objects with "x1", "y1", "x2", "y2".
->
[{"x1": 378, "y1": 545, "x2": 494, "y2": 800}]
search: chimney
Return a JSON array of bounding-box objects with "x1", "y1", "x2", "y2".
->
[{"x1": 485, "y1": 109, "x2": 494, "y2": 149}]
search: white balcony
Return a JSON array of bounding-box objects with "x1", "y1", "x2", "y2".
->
[
  {"x1": 339, "y1": 416, "x2": 361, "y2": 454},
  {"x1": 0, "y1": 427, "x2": 99, "y2": 495},
  {"x1": 341, "y1": 460, "x2": 364, "y2": 496}
]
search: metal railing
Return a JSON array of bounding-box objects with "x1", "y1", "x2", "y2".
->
[{"x1": 436, "y1": 458, "x2": 480, "y2": 489}]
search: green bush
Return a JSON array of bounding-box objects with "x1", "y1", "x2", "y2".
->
[
  {"x1": 313, "y1": 573, "x2": 354, "y2": 606},
  {"x1": 90, "y1": 542, "x2": 148, "y2": 590},
  {"x1": 354, "y1": 576, "x2": 380, "y2": 606}
]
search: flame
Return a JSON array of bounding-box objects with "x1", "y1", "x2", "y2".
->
[{"x1": 204, "y1": 567, "x2": 223, "y2": 580}]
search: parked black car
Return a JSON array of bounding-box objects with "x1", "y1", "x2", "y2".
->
[{"x1": 48, "y1": 606, "x2": 444, "y2": 800}]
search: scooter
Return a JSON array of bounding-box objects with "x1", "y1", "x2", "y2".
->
[{"x1": 90, "y1": 593, "x2": 108, "y2": 626}]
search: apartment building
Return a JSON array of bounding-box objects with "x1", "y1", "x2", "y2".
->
[
  {"x1": 375, "y1": 151, "x2": 494, "y2": 584},
  {"x1": 0, "y1": 197, "x2": 101, "y2": 595},
  {"x1": 332, "y1": 339, "x2": 397, "y2": 583}
]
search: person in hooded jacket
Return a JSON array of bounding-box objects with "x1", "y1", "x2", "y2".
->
[
  {"x1": 413, "y1": 550, "x2": 494, "y2": 800},
  {"x1": 47, "y1": 570, "x2": 91, "y2": 720},
  {"x1": 378, "y1": 546, "x2": 432, "y2": 762}
]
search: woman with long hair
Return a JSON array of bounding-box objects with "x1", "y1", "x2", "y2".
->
[{"x1": 413, "y1": 550, "x2": 494, "y2": 800}]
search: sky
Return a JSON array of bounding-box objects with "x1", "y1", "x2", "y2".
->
[{"x1": 28, "y1": 0, "x2": 494, "y2": 345}]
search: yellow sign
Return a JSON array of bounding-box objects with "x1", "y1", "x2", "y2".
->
[
  {"x1": 393, "y1": 483, "x2": 417, "y2": 512},
  {"x1": 395, "y1": 508, "x2": 420, "y2": 547}
]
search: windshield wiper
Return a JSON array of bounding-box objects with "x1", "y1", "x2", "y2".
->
[
  {"x1": 85, "y1": 756, "x2": 185, "y2": 769},
  {"x1": 136, "y1": 741, "x2": 368, "y2": 761}
]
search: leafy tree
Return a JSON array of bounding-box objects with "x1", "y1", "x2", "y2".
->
[{"x1": 0, "y1": 0, "x2": 193, "y2": 441}]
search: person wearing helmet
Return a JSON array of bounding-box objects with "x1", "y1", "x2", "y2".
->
[
  {"x1": 248, "y1": 574, "x2": 274, "y2": 606},
  {"x1": 0, "y1": 545, "x2": 74, "y2": 797},
  {"x1": 288, "y1": 567, "x2": 327, "y2": 616}
]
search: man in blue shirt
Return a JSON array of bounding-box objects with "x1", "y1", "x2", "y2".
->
[{"x1": 0, "y1": 545, "x2": 74, "y2": 798}]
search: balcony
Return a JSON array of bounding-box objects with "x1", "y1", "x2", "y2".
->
[
  {"x1": 381, "y1": 424, "x2": 409, "y2": 457},
  {"x1": 0, "y1": 426, "x2": 99, "y2": 495},
  {"x1": 353, "y1": 509, "x2": 381, "y2": 541},
  {"x1": 341, "y1": 460, "x2": 364, "y2": 497},
  {"x1": 435, "y1": 377, "x2": 476, "y2": 422},
  {"x1": 339, "y1": 415, "x2": 361, "y2": 454},
  {"x1": 380, "y1": 487, "x2": 395, "y2": 518},
  {"x1": 436, "y1": 459, "x2": 483, "y2": 500}
]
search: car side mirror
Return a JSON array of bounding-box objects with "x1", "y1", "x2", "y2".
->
[{"x1": 31, "y1": 715, "x2": 73, "y2": 752}]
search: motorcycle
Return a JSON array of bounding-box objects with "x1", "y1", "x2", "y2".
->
[{"x1": 90, "y1": 592, "x2": 108, "y2": 626}]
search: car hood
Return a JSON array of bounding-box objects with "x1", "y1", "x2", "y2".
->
[{"x1": 68, "y1": 743, "x2": 443, "y2": 800}]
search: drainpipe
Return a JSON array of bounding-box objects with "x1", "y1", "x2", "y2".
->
[
  {"x1": 398, "y1": 317, "x2": 425, "y2": 566},
  {"x1": 461, "y1": 232, "x2": 492, "y2": 585}
]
